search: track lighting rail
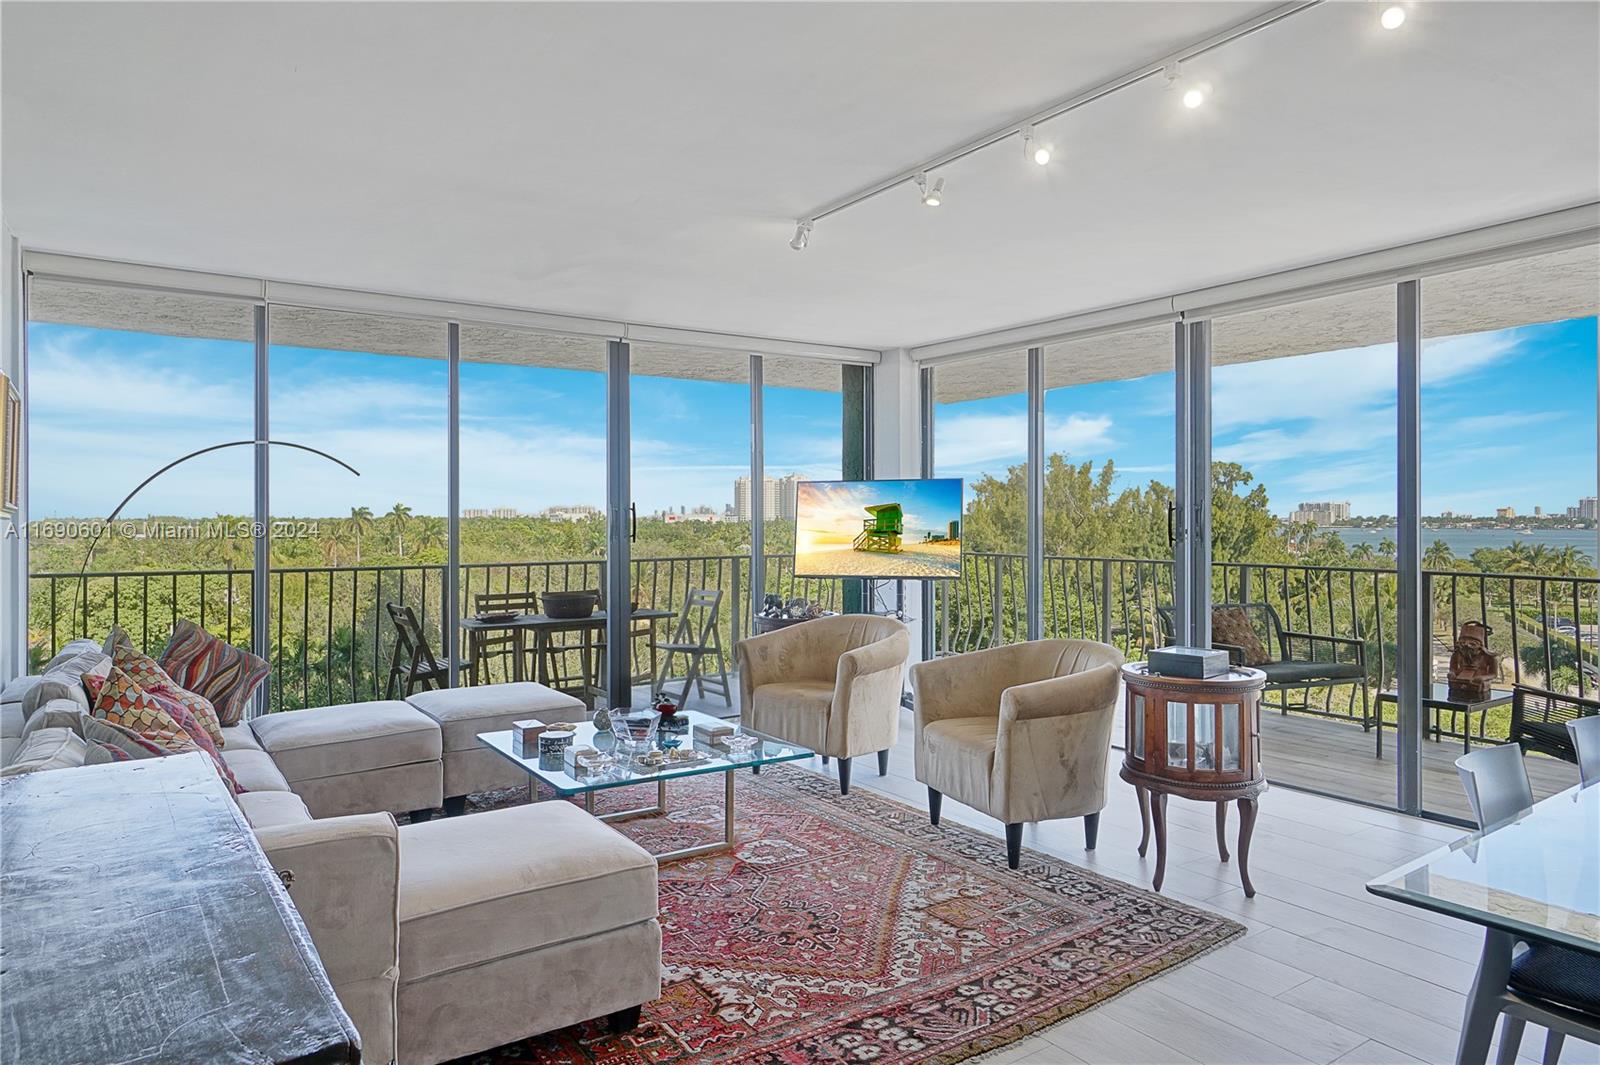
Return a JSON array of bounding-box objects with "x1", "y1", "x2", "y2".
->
[{"x1": 791, "y1": 0, "x2": 1322, "y2": 233}]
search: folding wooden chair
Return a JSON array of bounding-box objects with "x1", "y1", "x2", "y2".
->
[{"x1": 651, "y1": 588, "x2": 731, "y2": 708}]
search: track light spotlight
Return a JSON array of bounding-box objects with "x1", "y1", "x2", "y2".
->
[
  {"x1": 1021, "y1": 125, "x2": 1051, "y2": 166},
  {"x1": 1164, "y1": 62, "x2": 1206, "y2": 109},
  {"x1": 789, "y1": 220, "x2": 812, "y2": 251},
  {"x1": 915, "y1": 172, "x2": 944, "y2": 207},
  {"x1": 1380, "y1": 4, "x2": 1406, "y2": 29}
]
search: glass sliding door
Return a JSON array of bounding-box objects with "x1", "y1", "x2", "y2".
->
[
  {"x1": 1418, "y1": 245, "x2": 1598, "y2": 817},
  {"x1": 458, "y1": 326, "x2": 609, "y2": 694},
  {"x1": 932, "y1": 349, "x2": 1029, "y2": 652},
  {"x1": 24, "y1": 281, "x2": 258, "y2": 668},
  {"x1": 629, "y1": 343, "x2": 750, "y2": 711},
  {"x1": 1041, "y1": 325, "x2": 1176, "y2": 662},
  {"x1": 760, "y1": 354, "x2": 846, "y2": 619},
  {"x1": 1209, "y1": 284, "x2": 1398, "y2": 806},
  {"x1": 267, "y1": 307, "x2": 446, "y2": 711}
]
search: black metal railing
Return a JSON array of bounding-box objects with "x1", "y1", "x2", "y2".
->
[
  {"x1": 28, "y1": 554, "x2": 845, "y2": 713},
  {"x1": 28, "y1": 553, "x2": 1597, "y2": 744}
]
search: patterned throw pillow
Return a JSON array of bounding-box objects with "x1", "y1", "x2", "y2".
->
[
  {"x1": 112, "y1": 644, "x2": 225, "y2": 749},
  {"x1": 157, "y1": 620, "x2": 270, "y2": 728},
  {"x1": 103, "y1": 624, "x2": 135, "y2": 656},
  {"x1": 84, "y1": 666, "x2": 243, "y2": 794},
  {"x1": 1211, "y1": 607, "x2": 1272, "y2": 666}
]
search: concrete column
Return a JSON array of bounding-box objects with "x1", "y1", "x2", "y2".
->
[{"x1": 873, "y1": 349, "x2": 925, "y2": 665}]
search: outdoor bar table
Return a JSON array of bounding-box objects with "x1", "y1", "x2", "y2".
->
[{"x1": 1366, "y1": 782, "x2": 1599, "y2": 1065}]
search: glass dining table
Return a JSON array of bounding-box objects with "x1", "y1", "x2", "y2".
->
[{"x1": 1366, "y1": 782, "x2": 1599, "y2": 1065}]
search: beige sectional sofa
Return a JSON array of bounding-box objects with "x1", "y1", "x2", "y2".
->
[{"x1": 1, "y1": 649, "x2": 662, "y2": 1065}]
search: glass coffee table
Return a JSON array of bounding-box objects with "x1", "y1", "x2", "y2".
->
[{"x1": 477, "y1": 710, "x2": 812, "y2": 863}]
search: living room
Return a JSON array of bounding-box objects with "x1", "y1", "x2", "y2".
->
[{"x1": 1, "y1": 3, "x2": 1597, "y2": 1064}]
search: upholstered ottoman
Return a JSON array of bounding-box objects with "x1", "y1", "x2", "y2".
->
[
  {"x1": 250, "y1": 700, "x2": 443, "y2": 820},
  {"x1": 405, "y1": 682, "x2": 588, "y2": 815},
  {"x1": 395, "y1": 802, "x2": 661, "y2": 1065}
]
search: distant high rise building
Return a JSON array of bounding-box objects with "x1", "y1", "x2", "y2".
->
[
  {"x1": 1580, "y1": 497, "x2": 1599, "y2": 520},
  {"x1": 462, "y1": 508, "x2": 489, "y2": 519},
  {"x1": 1495, "y1": 506, "x2": 1517, "y2": 519},
  {"x1": 1533, "y1": 506, "x2": 1543, "y2": 517},
  {"x1": 490, "y1": 507, "x2": 520, "y2": 519},
  {"x1": 1288, "y1": 501, "x2": 1350, "y2": 526},
  {"x1": 734, "y1": 474, "x2": 802, "y2": 522}
]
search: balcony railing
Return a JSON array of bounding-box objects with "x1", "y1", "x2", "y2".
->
[
  {"x1": 29, "y1": 555, "x2": 843, "y2": 714},
  {"x1": 28, "y1": 552, "x2": 1598, "y2": 746}
]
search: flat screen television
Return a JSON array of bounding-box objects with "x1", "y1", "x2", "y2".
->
[{"x1": 792, "y1": 478, "x2": 964, "y2": 580}]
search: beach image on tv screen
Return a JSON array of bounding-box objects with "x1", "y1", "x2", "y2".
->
[{"x1": 793, "y1": 479, "x2": 963, "y2": 579}]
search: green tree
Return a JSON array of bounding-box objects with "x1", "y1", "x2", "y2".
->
[
  {"x1": 342, "y1": 506, "x2": 375, "y2": 563},
  {"x1": 384, "y1": 503, "x2": 413, "y2": 558}
]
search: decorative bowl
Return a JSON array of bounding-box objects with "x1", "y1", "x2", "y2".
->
[
  {"x1": 541, "y1": 591, "x2": 599, "y2": 619},
  {"x1": 610, "y1": 709, "x2": 660, "y2": 750}
]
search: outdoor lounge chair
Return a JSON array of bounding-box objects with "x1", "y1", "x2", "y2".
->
[
  {"x1": 1509, "y1": 684, "x2": 1599, "y2": 765},
  {"x1": 1157, "y1": 602, "x2": 1370, "y2": 726}
]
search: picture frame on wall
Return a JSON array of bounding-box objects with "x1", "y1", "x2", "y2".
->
[{"x1": 1, "y1": 372, "x2": 18, "y2": 512}]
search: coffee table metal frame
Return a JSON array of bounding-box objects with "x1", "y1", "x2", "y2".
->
[{"x1": 477, "y1": 710, "x2": 812, "y2": 863}]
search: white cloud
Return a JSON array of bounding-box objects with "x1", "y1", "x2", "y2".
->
[{"x1": 935, "y1": 410, "x2": 1113, "y2": 471}]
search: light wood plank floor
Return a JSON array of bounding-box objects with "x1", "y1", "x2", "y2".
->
[{"x1": 751, "y1": 706, "x2": 1597, "y2": 1065}]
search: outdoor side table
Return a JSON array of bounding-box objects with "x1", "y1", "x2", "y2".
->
[{"x1": 1374, "y1": 684, "x2": 1512, "y2": 756}]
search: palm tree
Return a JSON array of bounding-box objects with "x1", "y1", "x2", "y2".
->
[
  {"x1": 385, "y1": 503, "x2": 414, "y2": 558},
  {"x1": 411, "y1": 517, "x2": 445, "y2": 559},
  {"x1": 1423, "y1": 539, "x2": 1455, "y2": 572},
  {"x1": 343, "y1": 506, "x2": 375, "y2": 563},
  {"x1": 319, "y1": 536, "x2": 343, "y2": 567}
]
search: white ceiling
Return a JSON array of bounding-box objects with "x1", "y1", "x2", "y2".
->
[{"x1": 3, "y1": 1, "x2": 1597, "y2": 352}]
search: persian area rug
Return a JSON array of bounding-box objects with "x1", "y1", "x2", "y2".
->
[{"x1": 446, "y1": 764, "x2": 1243, "y2": 1065}]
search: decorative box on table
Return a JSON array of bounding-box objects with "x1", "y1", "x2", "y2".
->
[{"x1": 1119, "y1": 661, "x2": 1267, "y2": 897}]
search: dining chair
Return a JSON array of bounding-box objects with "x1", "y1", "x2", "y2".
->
[
  {"x1": 385, "y1": 602, "x2": 464, "y2": 698},
  {"x1": 652, "y1": 588, "x2": 732, "y2": 708},
  {"x1": 469, "y1": 591, "x2": 539, "y2": 685},
  {"x1": 1568, "y1": 715, "x2": 1600, "y2": 787},
  {"x1": 1455, "y1": 745, "x2": 1600, "y2": 1065}
]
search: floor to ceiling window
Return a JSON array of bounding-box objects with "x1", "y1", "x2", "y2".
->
[
  {"x1": 457, "y1": 326, "x2": 609, "y2": 690},
  {"x1": 1042, "y1": 325, "x2": 1176, "y2": 660},
  {"x1": 761, "y1": 354, "x2": 847, "y2": 619},
  {"x1": 1210, "y1": 284, "x2": 1399, "y2": 807},
  {"x1": 932, "y1": 349, "x2": 1029, "y2": 651},
  {"x1": 1418, "y1": 245, "x2": 1597, "y2": 815},
  {"x1": 24, "y1": 281, "x2": 256, "y2": 668},
  {"x1": 628, "y1": 343, "x2": 750, "y2": 707},
  {"x1": 267, "y1": 307, "x2": 447, "y2": 711}
]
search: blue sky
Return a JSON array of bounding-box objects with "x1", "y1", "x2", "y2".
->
[
  {"x1": 25, "y1": 315, "x2": 1596, "y2": 520},
  {"x1": 935, "y1": 316, "x2": 1597, "y2": 518}
]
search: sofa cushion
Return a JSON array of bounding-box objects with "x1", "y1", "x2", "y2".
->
[
  {"x1": 222, "y1": 748, "x2": 292, "y2": 793},
  {"x1": 405, "y1": 683, "x2": 587, "y2": 752},
  {"x1": 0, "y1": 727, "x2": 89, "y2": 776},
  {"x1": 748, "y1": 680, "x2": 834, "y2": 753},
  {"x1": 20, "y1": 650, "x2": 110, "y2": 718},
  {"x1": 85, "y1": 666, "x2": 240, "y2": 793},
  {"x1": 20, "y1": 701, "x2": 90, "y2": 743},
  {"x1": 2, "y1": 675, "x2": 42, "y2": 706},
  {"x1": 397, "y1": 802, "x2": 657, "y2": 983},
  {"x1": 237, "y1": 790, "x2": 315, "y2": 830},
  {"x1": 112, "y1": 644, "x2": 225, "y2": 749},
  {"x1": 43, "y1": 638, "x2": 102, "y2": 673},
  {"x1": 1, "y1": 703, "x2": 23, "y2": 768},
  {"x1": 219, "y1": 724, "x2": 261, "y2": 752},
  {"x1": 251, "y1": 701, "x2": 441, "y2": 783},
  {"x1": 157, "y1": 619, "x2": 270, "y2": 727}
]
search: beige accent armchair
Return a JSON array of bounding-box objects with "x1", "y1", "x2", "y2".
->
[
  {"x1": 910, "y1": 639, "x2": 1124, "y2": 869},
  {"x1": 736, "y1": 615, "x2": 911, "y2": 794}
]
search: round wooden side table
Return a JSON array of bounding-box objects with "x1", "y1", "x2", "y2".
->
[{"x1": 1119, "y1": 662, "x2": 1267, "y2": 897}]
